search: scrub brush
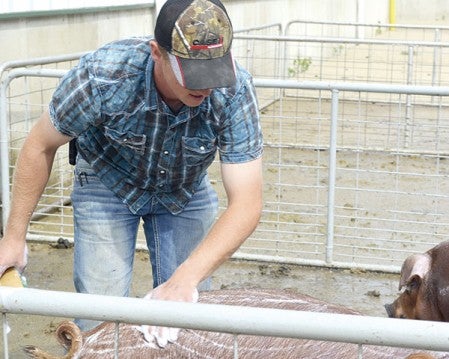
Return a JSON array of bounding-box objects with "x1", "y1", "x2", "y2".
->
[{"x1": 0, "y1": 267, "x2": 26, "y2": 287}]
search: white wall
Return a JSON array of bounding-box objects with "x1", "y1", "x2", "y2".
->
[
  {"x1": 225, "y1": 0, "x2": 389, "y2": 32},
  {"x1": 0, "y1": 0, "x2": 152, "y2": 13},
  {"x1": 396, "y1": 0, "x2": 449, "y2": 24},
  {"x1": 0, "y1": 0, "x2": 392, "y2": 65},
  {"x1": 0, "y1": 7, "x2": 154, "y2": 63},
  {"x1": 1, "y1": 0, "x2": 448, "y2": 65}
]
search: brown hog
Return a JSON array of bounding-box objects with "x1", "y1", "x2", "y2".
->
[
  {"x1": 24, "y1": 288, "x2": 443, "y2": 359},
  {"x1": 385, "y1": 240, "x2": 449, "y2": 321}
]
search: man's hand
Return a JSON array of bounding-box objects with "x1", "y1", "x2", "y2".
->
[
  {"x1": 0, "y1": 237, "x2": 27, "y2": 277},
  {"x1": 140, "y1": 284, "x2": 199, "y2": 347}
]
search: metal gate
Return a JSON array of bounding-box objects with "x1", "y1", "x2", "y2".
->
[{"x1": 2, "y1": 24, "x2": 449, "y2": 273}]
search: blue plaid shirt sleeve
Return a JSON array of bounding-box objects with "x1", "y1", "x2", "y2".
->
[
  {"x1": 49, "y1": 56, "x2": 103, "y2": 138},
  {"x1": 216, "y1": 66, "x2": 263, "y2": 163}
]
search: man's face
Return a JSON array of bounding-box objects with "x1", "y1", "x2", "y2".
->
[
  {"x1": 163, "y1": 58, "x2": 212, "y2": 107},
  {"x1": 152, "y1": 41, "x2": 212, "y2": 109}
]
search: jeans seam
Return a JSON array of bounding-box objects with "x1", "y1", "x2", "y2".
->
[{"x1": 152, "y1": 214, "x2": 162, "y2": 286}]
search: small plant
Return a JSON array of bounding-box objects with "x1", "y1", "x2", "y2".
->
[
  {"x1": 288, "y1": 56, "x2": 312, "y2": 77},
  {"x1": 332, "y1": 45, "x2": 344, "y2": 56},
  {"x1": 375, "y1": 26, "x2": 382, "y2": 36}
]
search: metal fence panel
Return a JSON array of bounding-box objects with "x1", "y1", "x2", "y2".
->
[
  {"x1": 2, "y1": 21, "x2": 449, "y2": 359},
  {"x1": 3, "y1": 70, "x2": 449, "y2": 274},
  {"x1": 283, "y1": 20, "x2": 449, "y2": 88},
  {"x1": 2, "y1": 25, "x2": 449, "y2": 275}
]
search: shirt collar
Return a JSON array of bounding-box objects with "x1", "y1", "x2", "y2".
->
[{"x1": 145, "y1": 58, "x2": 158, "y2": 112}]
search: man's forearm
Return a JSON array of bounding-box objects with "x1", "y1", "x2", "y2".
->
[
  {"x1": 5, "y1": 139, "x2": 56, "y2": 240},
  {"x1": 171, "y1": 200, "x2": 262, "y2": 287},
  {"x1": 4, "y1": 111, "x2": 69, "y2": 240},
  {"x1": 173, "y1": 159, "x2": 264, "y2": 287}
]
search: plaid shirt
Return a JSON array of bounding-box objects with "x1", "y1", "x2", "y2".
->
[{"x1": 49, "y1": 37, "x2": 263, "y2": 215}]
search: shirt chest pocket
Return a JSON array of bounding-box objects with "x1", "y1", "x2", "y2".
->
[
  {"x1": 104, "y1": 127, "x2": 147, "y2": 155},
  {"x1": 182, "y1": 136, "x2": 217, "y2": 167}
]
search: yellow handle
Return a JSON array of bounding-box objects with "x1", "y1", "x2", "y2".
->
[{"x1": 0, "y1": 267, "x2": 24, "y2": 287}]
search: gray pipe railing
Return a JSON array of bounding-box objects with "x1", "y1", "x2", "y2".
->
[{"x1": 1, "y1": 287, "x2": 449, "y2": 357}]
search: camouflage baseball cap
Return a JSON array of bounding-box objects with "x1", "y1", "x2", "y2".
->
[{"x1": 154, "y1": 0, "x2": 236, "y2": 90}]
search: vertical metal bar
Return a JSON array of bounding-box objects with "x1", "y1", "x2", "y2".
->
[
  {"x1": 326, "y1": 89, "x2": 339, "y2": 264},
  {"x1": 404, "y1": 46, "x2": 414, "y2": 148},
  {"x1": 114, "y1": 321, "x2": 119, "y2": 359},
  {"x1": 355, "y1": 0, "x2": 365, "y2": 39},
  {"x1": 0, "y1": 79, "x2": 11, "y2": 233},
  {"x1": 406, "y1": 46, "x2": 414, "y2": 86},
  {"x1": 233, "y1": 334, "x2": 239, "y2": 359},
  {"x1": 432, "y1": 29, "x2": 441, "y2": 87},
  {"x1": 358, "y1": 343, "x2": 363, "y2": 358},
  {"x1": 2, "y1": 313, "x2": 9, "y2": 359}
]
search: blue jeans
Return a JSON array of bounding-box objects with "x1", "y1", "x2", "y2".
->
[{"x1": 71, "y1": 158, "x2": 218, "y2": 330}]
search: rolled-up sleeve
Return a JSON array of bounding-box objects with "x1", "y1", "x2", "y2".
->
[{"x1": 218, "y1": 71, "x2": 263, "y2": 163}]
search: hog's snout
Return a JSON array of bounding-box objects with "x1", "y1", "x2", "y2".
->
[{"x1": 384, "y1": 303, "x2": 395, "y2": 318}]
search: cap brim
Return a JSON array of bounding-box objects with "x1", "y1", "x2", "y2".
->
[{"x1": 168, "y1": 52, "x2": 236, "y2": 90}]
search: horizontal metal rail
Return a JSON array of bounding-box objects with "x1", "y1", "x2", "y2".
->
[
  {"x1": 253, "y1": 78, "x2": 449, "y2": 94},
  {"x1": 0, "y1": 53, "x2": 86, "y2": 81},
  {"x1": 234, "y1": 33, "x2": 449, "y2": 48},
  {"x1": 1, "y1": 287, "x2": 449, "y2": 353},
  {"x1": 286, "y1": 19, "x2": 449, "y2": 32},
  {"x1": 234, "y1": 23, "x2": 283, "y2": 34}
]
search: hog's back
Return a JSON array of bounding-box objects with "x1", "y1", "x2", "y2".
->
[{"x1": 75, "y1": 289, "x2": 448, "y2": 359}]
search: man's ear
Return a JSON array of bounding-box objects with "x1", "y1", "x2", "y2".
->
[{"x1": 150, "y1": 41, "x2": 163, "y2": 62}]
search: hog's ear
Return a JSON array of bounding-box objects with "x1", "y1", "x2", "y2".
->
[
  {"x1": 404, "y1": 274, "x2": 422, "y2": 294},
  {"x1": 399, "y1": 253, "x2": 430, "y2": 290}
]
